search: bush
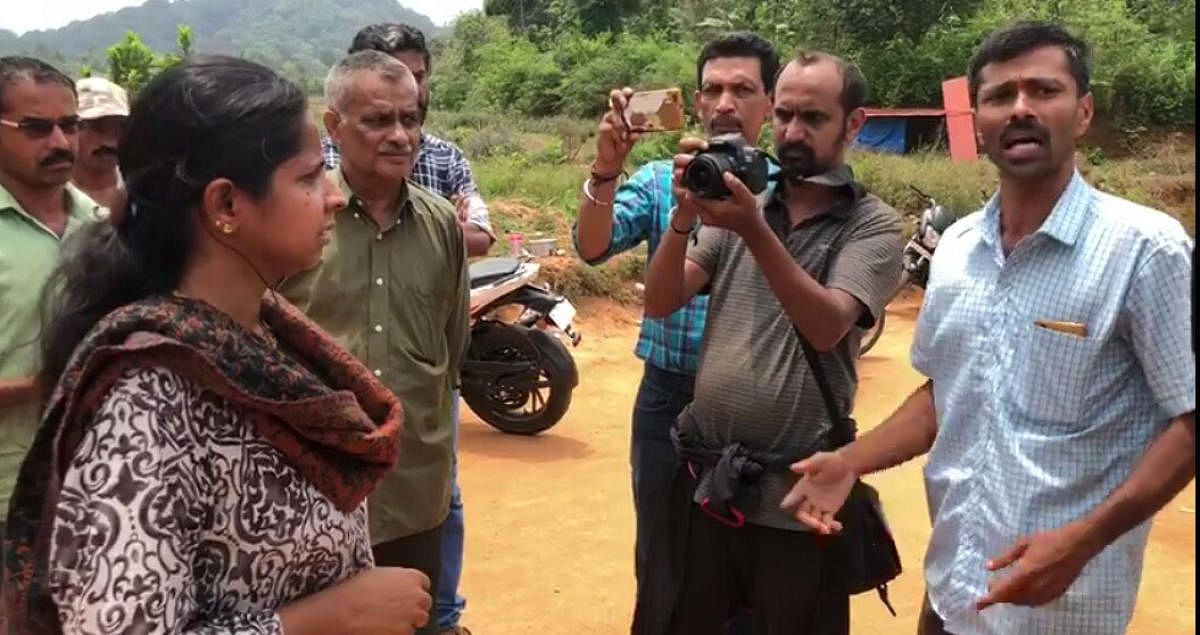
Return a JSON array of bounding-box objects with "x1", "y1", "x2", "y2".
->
[
  {"x1": 555, "y1": 36, "x2": 693, "y2": 117},
  {"x1": 458, "y1": 127, "x2": 523, "y2": 159},
  {"x1": 467, "y1": 39, "x2": 564, "y2": 116},
  {"x1": 435, "y1": 2, "x2": 1195, "y2": 128},
  {"x1": 1106, "y1": 39, "x2": 1195, "y2": 125},
  {"x1": 849, "y1": 149, "x2": 997, "y2": 219}
]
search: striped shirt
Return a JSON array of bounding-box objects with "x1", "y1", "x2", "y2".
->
[
  {"x1": 911, "y1": 170, "x2": 1196, "y2": 634},
  {"x1": 683, "y1": 172, "x2": 903, "y2": 529},
  {"x1": 571, "y1": 160, "x2": 707, "y2": 375}
]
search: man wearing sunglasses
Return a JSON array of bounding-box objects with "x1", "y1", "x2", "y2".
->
[
  {"x1": 0, "y1": 56, "x2": 101, "y2": 540},
  {"x1": 72, "y1": 77, "x2": 129, "y2": 211}
]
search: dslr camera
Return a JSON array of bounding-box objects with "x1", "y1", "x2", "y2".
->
[{"x1": 683, "y1": 133, "x2": 771, "y2": 199}]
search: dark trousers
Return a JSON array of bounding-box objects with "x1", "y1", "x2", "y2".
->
[
  {"x1": 372, "y1": 523, "x2": 445, "y2": 635},
  {"x1": 631, "y1": 364, "x2": 695, "y2": 592},
  {"x1": 916, "y1": 594, "x2": 955, "y2": 635},
  {"x1": 631, "y1": 364, "x2": 752, "y2": 635},
  {"x1": 667, "y1": 504, "x2": 850, "y2": 635}
]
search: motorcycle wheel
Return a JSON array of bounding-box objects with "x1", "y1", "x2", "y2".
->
[
  {"x1": 462, "y1": 323, "x2": 576, "y2": 435},
  {"x1": 859, "y1": 270, "x2": 911, "y2": 357},
  {"x1": 859, "y1": 311, "x2": 887, "y2": 356}
]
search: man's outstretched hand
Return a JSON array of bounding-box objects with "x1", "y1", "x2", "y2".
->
[{"x1": 780, "y1": 451, "x2": 857, "y2": 534}]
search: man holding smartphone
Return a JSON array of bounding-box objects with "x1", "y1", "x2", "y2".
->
[{"x1": 572, "y1": 32, "x2": 778, "y2": 621}]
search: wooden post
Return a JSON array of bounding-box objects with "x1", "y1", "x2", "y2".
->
[{"x1": 942, "y1": 76, "x2": 977, "y2": 162}]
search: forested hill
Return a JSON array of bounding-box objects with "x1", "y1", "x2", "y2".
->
[{"x1": 0, "y1": 0, "x2": 441, "y2": 82}]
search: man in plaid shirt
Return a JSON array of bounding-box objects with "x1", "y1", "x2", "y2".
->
[
  {"x1": 784, "y1": 22, "x2": 1195, "y2": 635},
  {"x1": 323, "y1": 24, "x2": 495, "y2": 635},
  {"x1": 572, "y1": 33, "x2": 779, "y2": 625}
]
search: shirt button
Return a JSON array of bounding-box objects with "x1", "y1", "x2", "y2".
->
[
  {"x1": 376, "y1": 233, "x2": 384, "y2": 241},
  {"x1": 375, "y1": 278, "x2": 384, "y2": 286},
  {"x1": 353, "y1": 212, "x2": 360, "y2": 219},
  {"x1": 374, "y1": 369, "x2": 382, "y2": 377},
  {"x1": 374, "y1": 324, "x2": 383, "y2": 333}
]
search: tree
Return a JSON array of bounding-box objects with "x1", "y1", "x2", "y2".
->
[
  {"x1": 106, "y1": 25, "x2": 195, "y2": 95},
  {"x1": 828, "y1": 0, "x2": 984, "y2": 44},
  {"x1": 177, "y1": 25, "x2": 195, "y2": 57},
  {"x1": 107, "y1": 32, "x2": 159, "y2": 94}
]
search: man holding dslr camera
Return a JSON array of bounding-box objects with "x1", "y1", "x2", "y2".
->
[
  {"x1": 572, "y1": 32, "x2": 778, "y2": 620},
  {"x1": 638, "y1": 51, "x2": 903, "y2": 634}
]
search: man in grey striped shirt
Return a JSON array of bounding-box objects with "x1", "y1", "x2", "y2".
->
[{"x1": 639, "y1": 50, "x2": 903, "y2": 634}]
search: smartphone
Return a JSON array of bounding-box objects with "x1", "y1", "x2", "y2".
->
[{"x1": 622, "y1": 88, "x2": 685, "y2": 133}]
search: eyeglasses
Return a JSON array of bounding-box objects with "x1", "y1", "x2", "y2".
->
[{"x1": 0, "y1": 115, "x2": 82, "y2": 138}]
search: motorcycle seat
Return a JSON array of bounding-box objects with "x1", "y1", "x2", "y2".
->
[{"x1": 469, "y1": 257, "x2": 521, "y2": 288}]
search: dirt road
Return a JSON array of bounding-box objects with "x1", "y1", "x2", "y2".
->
[{"x1": 456, "y1": 295, "x2": 1196, "y2": 634}]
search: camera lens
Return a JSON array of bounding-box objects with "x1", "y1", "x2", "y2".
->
[{"x1": 684, "y1": 153, "x2": 734, "y2": 198}]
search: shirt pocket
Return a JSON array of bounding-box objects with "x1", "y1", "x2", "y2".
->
[
  {"x1": 392, "y1": 278, "x2": 450, "y2": 365},
  {"x1": 1010, "y1": 323, "x2": 1104, "y2": 425}
]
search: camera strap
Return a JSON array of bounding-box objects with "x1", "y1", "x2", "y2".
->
[{"x1": 767, "y1": 198, "x2": 859, "y2": 447}]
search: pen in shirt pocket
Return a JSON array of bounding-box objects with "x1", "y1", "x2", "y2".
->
[{"x1": 1034, "y1": 319, "x2": 1088, "y2": 337}]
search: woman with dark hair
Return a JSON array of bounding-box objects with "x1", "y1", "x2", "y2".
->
[{"x1": 2, "y1": 56, "x2": 432, "y2": 634}]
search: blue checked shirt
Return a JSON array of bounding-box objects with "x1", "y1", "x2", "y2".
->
[
  {"x1": 322, "y1": 134, "x2": 495, "y2": 238},
  {"x1": 911, "y1": 171, "x2": 1196, "y2": 635},
  {"x1": 572, "y1": 160, "x2": 707, "y2": 375}
]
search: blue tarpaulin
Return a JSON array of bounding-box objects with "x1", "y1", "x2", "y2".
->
[{"x1": 854, "y1": 117, "x2": 907, "y2": 154}]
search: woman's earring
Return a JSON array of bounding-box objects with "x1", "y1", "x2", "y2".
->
[{"x1": 220, "y1": 223, "x2": 234, "y2": 234}]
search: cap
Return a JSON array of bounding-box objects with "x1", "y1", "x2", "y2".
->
[{"x1": 76, "y1": 77, "x2": 130, "y2": 120}]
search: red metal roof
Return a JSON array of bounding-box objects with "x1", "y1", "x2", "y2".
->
[
  {"x1": 864, "y1": 107, "x2": 943, "y2": 117},
  {"x1": 863, "y1": 107, "x2": 974, "y2": 117}
]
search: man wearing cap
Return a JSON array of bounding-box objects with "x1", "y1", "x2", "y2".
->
[{"x1": 71, "y1": 77, "x2": 128, "y2": 210}]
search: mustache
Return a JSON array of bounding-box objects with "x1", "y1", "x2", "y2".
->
[
  {"x1": 777, "y1": 141, "x2": 815, "y2": 161},
  {"x1": 707, "y1": 115, "x2": 742, "y2": 132},
  {"x1": 39, "y1": 150, "x2": 75, "y2": 167},
  {"x1": 93, "y1": 145, "x2": 118, "y2": 158},
  {"x1": 1000, "y1": 119, "x2": 1050, "y2": 146}
]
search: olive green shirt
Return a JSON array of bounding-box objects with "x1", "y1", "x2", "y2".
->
[
  {"x1": 281, "y1": 171, "x2": 469, "y2": 543},
  {"x1": 0, "y1": 183, "x2": 101, "y2": 514}
]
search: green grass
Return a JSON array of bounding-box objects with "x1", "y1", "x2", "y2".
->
[{"x1": 474, "y1": 157, "x2": 589, "y2": 219}]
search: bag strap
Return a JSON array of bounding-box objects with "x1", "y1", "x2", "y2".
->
[
  {"x1": 768, "y1": 202, "x2": 858, "y2": 449},
  {"x1": 795, "y1": 330, "x2": 854, "y2": 448}
]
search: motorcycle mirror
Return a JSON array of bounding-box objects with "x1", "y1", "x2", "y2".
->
[{"x1": 930, "y1": 205, "x2": 957, "y2": 233}]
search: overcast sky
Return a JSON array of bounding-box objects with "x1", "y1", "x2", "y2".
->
[{"x1": 5, "y1": 0, "x2": 483, "y2": 34}]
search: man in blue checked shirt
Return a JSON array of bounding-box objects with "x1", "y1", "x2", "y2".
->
[
  {"x1": 783, "y1": 22, "x2": 1195, "y2": 635},
  {"x1": 572, "y1": 32, "x2": 778, "y2": 621},
  {"x1": 324, "y1": 24, "x2": 496, "y2": 635}
]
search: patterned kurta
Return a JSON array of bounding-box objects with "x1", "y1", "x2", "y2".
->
[{"x1": 49, "y1": 366, "x2": 374, "y2": 632}]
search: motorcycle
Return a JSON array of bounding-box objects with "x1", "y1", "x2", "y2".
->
[
  {"x1": 461, "y1": 254, "x2": 582, "y2": 435},
  {"x1": 859, "y1": 185, "x2": 959, "y2": 356}
]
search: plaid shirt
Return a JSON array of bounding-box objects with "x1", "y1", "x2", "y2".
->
[
  {"x1": 572, "y1": 161, "x2": 706, "y2": 375},
  {"x1": 322, "y1": 134, "x2": 494, "y2": 238},
  {"x1": 911, "y1": 171, "x2": 1196, "y2": 634}
]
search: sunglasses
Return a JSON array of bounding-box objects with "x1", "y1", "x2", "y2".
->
[{"x1": 0, "y1": 115, "x2": 82, "y2": 138}]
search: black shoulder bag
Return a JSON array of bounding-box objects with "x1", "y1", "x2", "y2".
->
[
  {"x1": 795, "y1": 333, "x2": 903, "y2": 615},
  {"x1": 778, "y1": 211, "x2": 903, "y2": 616}
]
